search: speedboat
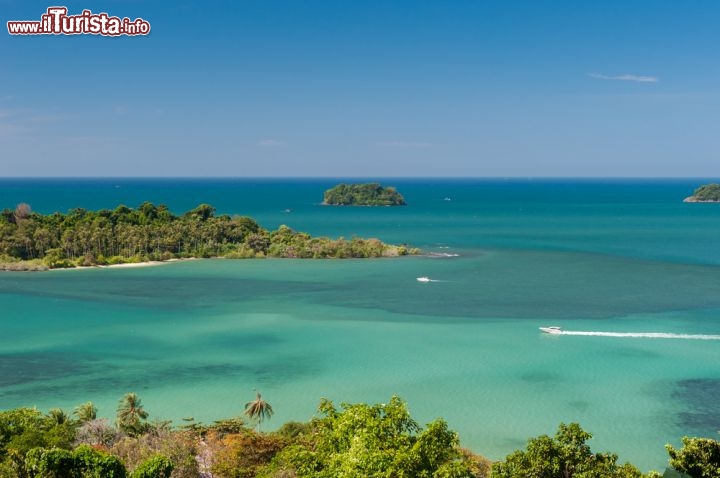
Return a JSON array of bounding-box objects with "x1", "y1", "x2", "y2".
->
[
  {"x1": 539, "y1": 326, "x2": 562, "y2": 334},
  {"x1": 416, "y1": 277, "x2": 431, "y2": 282}
]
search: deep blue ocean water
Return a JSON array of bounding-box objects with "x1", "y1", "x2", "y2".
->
[{"x1": 1, "y1": 178, "x2": 719, "y2": 471}]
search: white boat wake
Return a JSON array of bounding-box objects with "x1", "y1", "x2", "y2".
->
[
  {"x1": 426, "y1": 252, "x2": 460, "y2": 258},
  {"x1": 540, "y1": 327, "x2": 720, "y2": 340}
]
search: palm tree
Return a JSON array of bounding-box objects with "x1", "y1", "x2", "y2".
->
[
  {"x1": 116, "y1": 392, "x2": 149, "y2": 435},
  {"x1": 244, "y1": 391, "x2": 274, "y2": 431},
  {"x1": 47, "y1": 408, "x2": 70, "y2": 425},
  {"x1": 74, "y1": 401, "x2": 97, "y2": 423}
]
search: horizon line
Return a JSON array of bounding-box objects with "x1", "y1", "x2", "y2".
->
[{"x1": 1, "y1": 176, "x2": 719, "y2": 180}]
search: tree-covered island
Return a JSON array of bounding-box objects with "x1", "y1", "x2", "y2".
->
[
  {"x1": 322, "y1": 182, "x2": 407, "y2": 206},
  {"x1": 0, "y1": 202, "x2": 418, "y2": 271},
  {"x1": 683, "y1": 183, "x2": 720, "y2": 202}
]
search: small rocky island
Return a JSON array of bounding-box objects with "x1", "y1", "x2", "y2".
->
[
  {"x1": 684, "y1": 183, "x2": 720, "y2": 202},
  {"x1": 323, "y1": 183, "x2": 407, "y2": 206}
]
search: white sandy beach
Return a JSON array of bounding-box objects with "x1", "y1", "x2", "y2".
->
[{"x1": 49, "y1": 258, "x2": 195, "y2": 271}]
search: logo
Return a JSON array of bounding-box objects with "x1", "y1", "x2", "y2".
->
[{"x1": 7, "y1": 7, "x2": 151, "y2": 36}]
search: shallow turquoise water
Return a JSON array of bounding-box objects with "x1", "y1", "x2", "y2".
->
[{"x1": 1, "y1": 179, "x2": 720, "y2": 471}]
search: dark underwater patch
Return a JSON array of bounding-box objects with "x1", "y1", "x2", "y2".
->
[
  {"x1": 0, "y1": 275, "x2": 331, "y2": 312},
  {"x1": 198, "y1": 332, "x2": 283, "y2": 350},
  {"x1": 672, "y1": 378, "x2": 720, "y2": 434},
  {"x1": 568, "y1": 400, "x2": 590, "y2": 412},
  {"x1": 0, "y1": 352, "x2": 96, "y2": 387},
  {"x1": 0, "y1": 355, "x2": 320, "y2": 405}
]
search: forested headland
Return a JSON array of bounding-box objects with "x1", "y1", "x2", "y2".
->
[
  {"x1": 322, "y1": 183, "x2": 407, "y2": 206},
  {"x1": 0, "y1": 202, "x2": 418, "y2": 271}
]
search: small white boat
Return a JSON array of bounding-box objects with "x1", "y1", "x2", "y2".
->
[
  {"x1": 540, "y1": 326, "x2": 562, "y2": 334},
  {"x1": 416, "y1": 277, "x2": 431, "y2": 282}
]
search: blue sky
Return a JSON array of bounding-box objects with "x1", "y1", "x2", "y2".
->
[{"x1": 1, "y1": 1, "x2": 719, "y2": 177}]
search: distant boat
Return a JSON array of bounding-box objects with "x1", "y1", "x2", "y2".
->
[
  {"x1": 540, "y1": 326, "x2": 562, "y2": 334},
  {"x1": 416, "y1": 277, "x2": 431, "y2": 282},
  {"x1": 283, "y1": 208, "x2": 292, "y2": 213},
  {"x1": 443, "y1": 197, "x2": 452, "y2": 201}
]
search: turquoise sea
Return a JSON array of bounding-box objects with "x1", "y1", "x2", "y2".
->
[{"x1": 1, "y1": 178, "x2": 720, "y2": 471}]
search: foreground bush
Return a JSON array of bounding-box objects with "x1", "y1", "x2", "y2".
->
[
  {"x1": 492, "y1": 422, "x2": 644, "y2": 478},
  {"x1": 666, "y1": 437, "x2": 720, "y2": 478},
  {"x1": 24, "y1": 445, "x2": 126, "y2": 478},
  {"x1": 259, "y1": 395, "x2": 487, "y2": 478},
  {"x1": 128, "y1": 455, "x2": 173, "y2": 478}
]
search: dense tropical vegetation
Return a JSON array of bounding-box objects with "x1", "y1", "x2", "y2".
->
[
  {"x1": 261, "y1": 396, "x2": 489, "y2": 477},
  {"x1": 666, "y1": 438, "x2": 720, "y2": 478},
  {"x1": 322, "y1": 183, "x2": 407, "y2": 206},
  {"x1": 685, "y1": 184, "x2": 720, "y2": 202},
  {"x1": 1, "y1": 393, "x2": 716, "y2": 477},
  {"x1": 0, "y1": 202, "x2": 417, "y2": 270},
  {"x1": 492, "y1": 422, "x2": 646, "y2": 478}
]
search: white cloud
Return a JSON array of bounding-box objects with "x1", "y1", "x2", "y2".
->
[
  {"x1": 257, "y1": 139, "x2": 284, "y2": 147},
  {"x1": 588, "y1": 73, "x2": 658, "y2": 83},
  {"x1": 377, "y1": 140, "x2": 433, "y2": 149}
]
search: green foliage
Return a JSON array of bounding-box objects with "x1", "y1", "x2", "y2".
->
[
  {"x1": 0, "y1": 203, "x2": 413, "y2": 267},
  {"x1": 0, "y1": 408, "x2": 75, "y2": 460},
  {"x1": 128, "y1": 455, "x2": 173, "y2": 478},
  {"x1": 184, "y1": 204, "x2": 216, "y2": 221},
  {"x1": 323, "y1": 183, "x2": 407, "y2": 206},
  {"x1": 692, "y1": 184, "x2": 720, "y2": 201},
  {"x1": 262, "y1": 396, "x2": 479, "y2": 478},
  {"x1": 0, "y1": 255, "x2": 48, "y2": 271},
  {"x1": 72, "y1": 445, "x2": 126, "y2": 478},
  {"x1": 208, "y1": 417, "x2": 249, "y2": 436},
  {"x1": 24, "y1": 447, "x2": 76, "y2": 478},
  {"x1": 265, "y1": 227, "x2": 408, "y2": 258},
  {"x1": 116, "y1": 394, "x2": 149, "y2": 437},
  {"x1": 492, "y1": 422, "x2": 643, "y2": 478},
  {"x1": 72, "y1": 404, "x2": 96, "y2": 425},
  {"x1": 46, "y1": 410, "x2": 69, "y2": 427},
  {"x1": 274, "y1": 421, "x2": 314, "y2": 441},
  {"x1": 0, "y1": 402, "x2": 705, "y2": 478},
  {"x1": 666, "y1": 437, "x2": 720, "y2": 478},
  {"x1": 24, "y1": 445, "x2": 126, "y2": 478}
]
